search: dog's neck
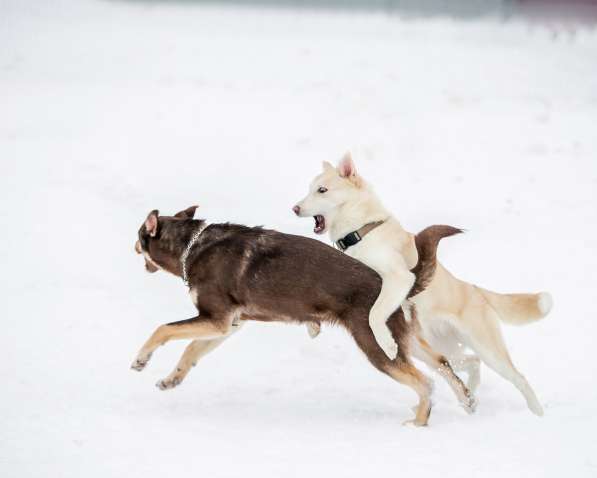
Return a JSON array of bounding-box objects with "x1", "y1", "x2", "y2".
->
[
  {"x1": 327, "y1": 188, "x2": 394, "y2": 241},
  {"x1": 148, "y1": 221, "x2": 206, "y2": 278},
  {"x1": 181, "y1": 224, "x2": 207, "y2": 285}
]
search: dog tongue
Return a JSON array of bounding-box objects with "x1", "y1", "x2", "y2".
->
[{"x1": 313, "y1": 215, "x2": 325, "y2": 234}]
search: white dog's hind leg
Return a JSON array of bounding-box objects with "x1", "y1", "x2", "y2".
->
[
  {"x1": 460, "y1": 309, "x2": 543, "y2": 416},
  {"x1": 478, "y1": 349, "x2": 543, "y2": 416}
]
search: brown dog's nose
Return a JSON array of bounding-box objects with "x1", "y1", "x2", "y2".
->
[{"x1": 292, "y1": 205, "x2": 300, "y2": 216}]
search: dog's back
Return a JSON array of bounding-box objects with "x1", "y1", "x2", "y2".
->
[
  {"x1": 134, "y1": 213, "x2": 467, "y2": 426},
  {"x1": 191, "y1": 223, "x2": 458, "y2": 330}
]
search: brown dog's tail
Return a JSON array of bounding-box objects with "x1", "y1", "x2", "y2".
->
[{"x1": 408, "y1": 225, "x2": 463, "y2": 299}]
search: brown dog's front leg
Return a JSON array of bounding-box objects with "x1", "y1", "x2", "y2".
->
[{"x1": 130, "y1": 315, "x2": 234, "y2": 372}]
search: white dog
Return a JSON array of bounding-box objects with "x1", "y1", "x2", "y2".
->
[{"x1": 293, "y1": 153, "x2": 552, "y2": 415}]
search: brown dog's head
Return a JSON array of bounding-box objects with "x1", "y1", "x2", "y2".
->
[{"x1": 135, "y1": 205, "x2": 200, "y2": 275}]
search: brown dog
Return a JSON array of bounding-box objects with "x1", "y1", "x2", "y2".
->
[{"x1": 131, "y1": 206, "x2": 474, "y2": 426}]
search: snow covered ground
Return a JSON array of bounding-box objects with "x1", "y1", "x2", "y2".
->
[{"x1": 1, "y1": 1, "x2": 596, "y2": 477}]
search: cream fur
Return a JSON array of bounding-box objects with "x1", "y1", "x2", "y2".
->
[{"x1": 294, "y1": 154, "x2": 552, "y2": 415}]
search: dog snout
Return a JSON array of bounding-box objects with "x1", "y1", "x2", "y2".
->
[{"x1": 292, "y1": 205, "x2": 301, "y2": 216}]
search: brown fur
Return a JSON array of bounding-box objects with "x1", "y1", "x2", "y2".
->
[
  {"x1": 409, "y1": 225, "x2": 463, "y2": 297},
  {"x1": 132, "y1": 209, "x2": 472, "y2": 425}
]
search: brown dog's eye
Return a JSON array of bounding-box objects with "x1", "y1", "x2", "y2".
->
[{"x1": 318, "y1": 187, "x2": 328, "y2": 193}]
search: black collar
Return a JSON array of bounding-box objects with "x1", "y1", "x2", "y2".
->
[{"x1": 335, "y1": 221, "x2": 385, "y2": 251}]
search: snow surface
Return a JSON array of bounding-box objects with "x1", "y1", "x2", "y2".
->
[{"x1": 1, "y1": 1, "x2": 597, "y2": 477}]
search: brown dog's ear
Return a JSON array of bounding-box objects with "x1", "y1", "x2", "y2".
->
[
  {"x1": 145, "y1": 210, "x2": 159, "y2": 237},
  {"x1": 337, "y1": 152, "x2": 356, "y2": 178},
  {"x1": 174, "y1": 205, "x2": 199, "y2": 219}
]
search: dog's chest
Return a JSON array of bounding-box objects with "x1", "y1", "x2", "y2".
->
[
  {"x1": 345, "y1": 238, "x2": 403, "y2": 276},
  {"x1": 343, "y1": 226, "x2": 417, "y2": 272}
]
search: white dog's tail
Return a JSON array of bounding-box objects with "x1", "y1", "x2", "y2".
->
[{"x1": 477, "y1": 288, "x2": 553, "y2": 325}]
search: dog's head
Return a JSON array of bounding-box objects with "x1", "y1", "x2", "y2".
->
[
  {"x1": 292, "y1": 152, "x2": 364, "y2": 235},
  {"x1": 135, "y1": 205, "x2": 200, "y2": 274}
]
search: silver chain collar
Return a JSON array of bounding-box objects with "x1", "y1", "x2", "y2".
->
[{"x1": 181, "y1": 226, "x2": 204, "y2": 286}]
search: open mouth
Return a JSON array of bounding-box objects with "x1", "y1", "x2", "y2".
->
[
  {"x1": 313, "y1": 215, "x2": 326, "y2": 234},
  {"x1": 145, "y1": 259, "x2": 159, "y2": 273}
]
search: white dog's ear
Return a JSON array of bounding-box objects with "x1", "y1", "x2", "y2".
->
[
  {"x1": 337, "y1": 152, "x2": 362, "y2": 187},
  {"x1": 322, "y1": 161, "x2": 335, "y2": 172},
  {"x1": 338, "y1": 152, "x2": 356, "y2": 178}
]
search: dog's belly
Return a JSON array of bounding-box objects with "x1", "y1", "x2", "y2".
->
[
  {"x1": 419, "y1": 317, "x2": 468, "y2": 357},
  {"x1": 410, "y1": 261, "x2": 477, "y2": 355}
]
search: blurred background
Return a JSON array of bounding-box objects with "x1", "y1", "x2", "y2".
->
[{"x1": 1, "y1": 1, "x2": 596, "y2": 477}]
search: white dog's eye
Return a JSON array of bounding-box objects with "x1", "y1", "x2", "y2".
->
[{"x1": 318, "y1": 186, "x2": 328, "y2": 193}]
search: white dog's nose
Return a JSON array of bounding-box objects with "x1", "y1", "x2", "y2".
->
[{"x1": 292, "y1": 205, "x2": 300, "y2": 216}]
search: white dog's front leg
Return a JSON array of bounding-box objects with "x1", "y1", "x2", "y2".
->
[{"x1": 369, "y1": 270, "x2": 415, "y2": 359}]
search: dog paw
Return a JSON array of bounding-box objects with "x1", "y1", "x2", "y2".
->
[
  {"x1": 374, "y1": 332, "x2": 398, "y2": 360},
  {"x1": 462, "y1": 395, "x2": 478, "y2": 414},
  {"x1": 130, "y1": 353, "x2": 152, "y2": 372},
  {"x1": 156, "y1": 376, "x2": 182, "y2": 391},
  {"x1": 384, "y1": 341, "x2": 398, "y2": 360},
  {"x1": 528, "y1": 400, "x2": 544, "y2": 417},
  {"x1": 402, "y1": 418, "x2": 428, "y2": 428},
  {"x1": 307, "y1": 322, "x2": 321, "y2": 339}
]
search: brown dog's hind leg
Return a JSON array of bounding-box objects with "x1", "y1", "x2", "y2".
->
[
  {"x1": 411, "y1": 337, "x2": 476, "y2": 414},
  {"x1": 131, "y1": 315, "x2": 235, "y2": 371},
  {"x1": 452, "y1": 354, "x2": 481, "y2": 394},
  {"x1": 347, "y1": 316, "x2": 433, "y2": 426},
  {"x1": 385, "y1": 362, "x2": 434, "y2": 427}
]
